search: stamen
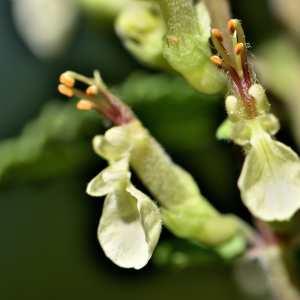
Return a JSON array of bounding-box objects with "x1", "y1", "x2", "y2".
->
[
  {"x1": 227, "y1": 19, "x2": 237, "y2": 35},
  {"x1": 57, "y1": 70, "x2": 135, "y2": 125},
  {"x1": 234, "y1": 20, "x2": 247, "y2": 48},
  {"x1": 77, "y1": 100, "x2": 95, "y2": 111},
  {"x1": 86, "y1": 85, "x2": 98, "y2": 97},
  {"x1": 234, "y1": 43, "x2": 244, "y2": 55},
  {"x1": 210, "y1": 55, "x2": 223, "y2": 67},
  {"x1": 59, "y1": 72, "x2": 75, "y2": 88},
  {"x1": 211, "y1": 28, "x2": 223, "y2": 42},
  {"x1": 58, "y1": 84, "x2": 74, "y2": 98},
  {"x1": 211, "y1": 29, "x2": 233, "y2": 69},
  {"x1": 234, "y1": 43, "x2": 245, "y2": 78}
]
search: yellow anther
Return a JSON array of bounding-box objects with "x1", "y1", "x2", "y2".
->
[
  {"x1": 58, "y1": 84, "x2": 74, "y2": 98},
  {"x1": 59, "y1": 72, "x2": 75, "y2": 88},
  {"x1": 227, "y1": 19, "x2": 237, "y2": 35},
  {"x1": 211, "y1": 28, "x2": 223, "y2": 42},
  {"x1": 76, "y1": 100, "x2": 95, "y2": 111},
  {"x1": 86, "y1": 85, "x2": 98, "y2": 97},
  {"x1": 210, "y1": 55, "x2": 223, "y2": 67},
  {"x1": 234, "y1": 43, "x2": 244, "y2": 55}
]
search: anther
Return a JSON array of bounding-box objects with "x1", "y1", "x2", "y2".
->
[
  {"x1": 235, "y1": 43, "x2": 244, "y2": 55},
  {"x1": 59, "y1": 72, "x2": 75, "y2": 88},
  {"x1": 210, "y1": 55, "x2": 223, "y2": 67},
  {"x1": 86, "y1": 85, "x2": 98, "y2": 97},
  {"x1": 211, "y1": 28, "x2": 223, "y2": 42},
  {"x1": 76, "y1": 100, "x2": 95, "y2": 111},
  {"x1": 58, "y1": 84, "x2": 74, "y2": 98},
  {"x1": 228, "y1": 19, "x2": 237, "y2": 35}
]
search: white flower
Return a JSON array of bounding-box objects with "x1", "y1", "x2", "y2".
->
[
  {"x1": 87, "y1": 124, "x2": 162, "y2": 269},
  {"x1": 238, "y1": 121, "x2": 300, "y2": 221}
]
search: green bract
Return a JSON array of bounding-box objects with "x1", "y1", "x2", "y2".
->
[
  {"x1": 157, "y1": 0, "x2": 225, "y2": 94},
  {"x1": 87, "y1": 124, "x2": 162, "y2": 269},
  {"x1": 238, "y1": 121, "x2": 300, "y2": 221}
]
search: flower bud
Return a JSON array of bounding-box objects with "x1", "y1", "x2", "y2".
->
[
  {"x1": 115, "y1": 2, "x2": 169, "y2": 69},
  {"x1": 225, "y1": 95, "x2": 240, "y2": 121},
  {"x1": 158, "y1": 0, "x2": 225, "y2": 94},
  {"x1": 248, "y1": 84, "x2": 271, "y2": 114}
]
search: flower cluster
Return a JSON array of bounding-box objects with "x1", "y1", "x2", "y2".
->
[
  {"x1": 58, "y1": 70, "x2": 246, "y2": 268},
  {"x1": 211, "y1": 19, "x2": 300, "y2": 221}
]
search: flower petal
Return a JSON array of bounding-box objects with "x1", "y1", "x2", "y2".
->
[
  {"x1": 86, "y1": 158, "x2": 130, "y2": 197},
  {"x1": 238, "y1": 129, "x2": 300, "y2": 221},
  {"x1": 93, "y1": 125, "x2": 132, "y2": 162},
  {"x1": 97, "y1": 186, "x2": 161, "y2": 269}
]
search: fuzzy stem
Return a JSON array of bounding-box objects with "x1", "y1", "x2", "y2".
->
[
  {"x1": 157, "y1": 0, "x2": 225, "y2": 94},
  {"x1": 128, "y1": 121, "x2": 245, "y2": 247}
]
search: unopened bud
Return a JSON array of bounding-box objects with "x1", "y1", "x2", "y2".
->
[
  {"x1": 248, "y1": 84, "x2": 270, "y2": 114},
  {"x1": 226, "y1": 95, "x2": 240, "y2": 121}
]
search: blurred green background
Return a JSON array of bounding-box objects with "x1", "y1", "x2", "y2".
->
[{"x1": 1, "y1": 0, "x2": 299, "y2": 299}]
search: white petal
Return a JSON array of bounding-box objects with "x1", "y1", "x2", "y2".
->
[
  {"x1": 238, "y1": 131, "x2": 300, "y2": 221},
  {"x1": 86, "y1": 158, "x2": 129, "y2": 197},
  {"x1": 92, "y1": 126, "x2": 131, "y2": 162},
  {"x1": 98, "y1": 187, "x2": 161, "y2": 269}
]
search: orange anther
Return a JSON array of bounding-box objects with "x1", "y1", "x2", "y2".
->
[
  {"x1": 76, "y1": 100, "x2": 94, "y2": 111},
  {"x1": 59, "y1": 72, "x2": 75, "y2": 88},
  {"x1": 212, "y1": 28, "x2": 223, "y2": 42},
  {"x1": 58, "y1": 84, "x2": 74, "y2": 97},
  {"x1": 234, "y1": 43, "x2": 244, "y2": 55},
  {"x1": 210, "y1": 55, "x2": 223, "y2": 67},
  {"x1": 228, "y1": 19, "x2": 237, "y2": 34},
  {"x1": 86, "y1": 85, "x2": 98, "y2": 96}
]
